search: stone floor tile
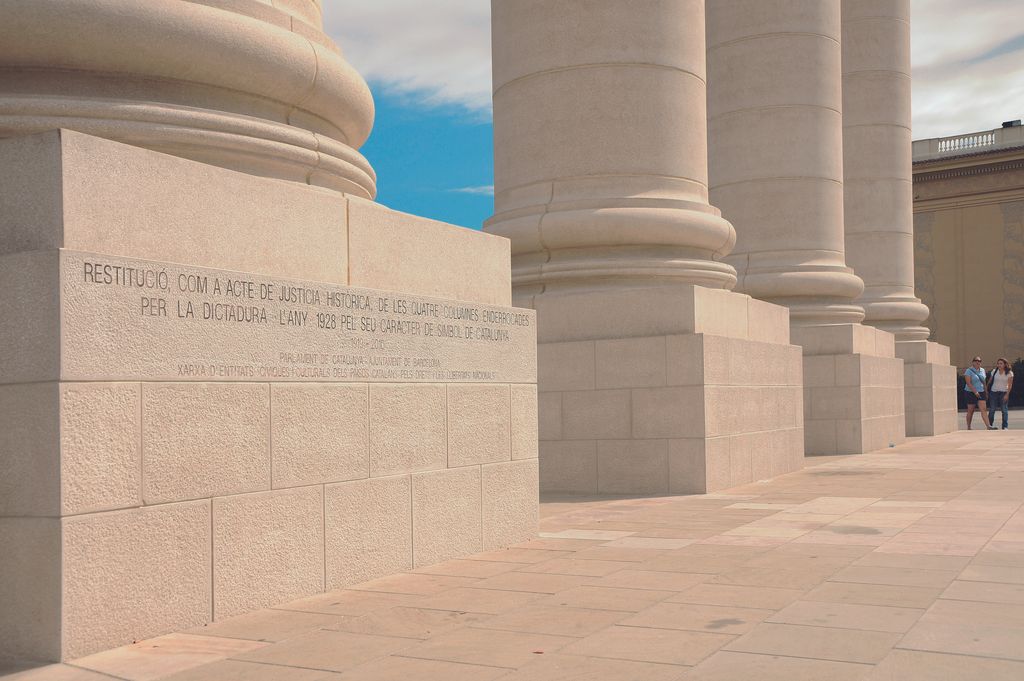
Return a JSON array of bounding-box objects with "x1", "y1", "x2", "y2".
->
[
  {"x1": 958, "y1": 564, "x2": 1024, "y2": 584},
  {"x1": 336, "y1": 656, "x2": 508, "y2": 681},
  {"x1": 471, "y1": 605, "x2": 627, "y2": 637},
  {"x1": 712, "y1": 566, "x2": 839, "y2": 590},
  {"x1": 864, "y1": 649, "x2": 1024, "y2": 680},
  {"x1": 587, "y1": 569, "x2": 709, "y2": 592},
  {"x1": 829, "y1": 565, "x2": 958, "y2": 588},
  {"x1": 918, "y1": 599, "x2": 1024, "y2": 628},
  {"x1": 160, "y1": 659, "x2": 341, "y2": 680},
  {"x1": 725, "y1": 623, "x2": 901, "y2": 664},
  {"x1": 570, "y1": 546, "x2": 669, "y2": 562},
  {"x1": 802, "y1": 581, "x2": 941, "y2": 609},
  {"x1": 620, "y1": 602, "x2": 772, "y2": 634},
  {"x1": 558, "y1": 625, "x2": 733, "y2": 666},
  {"x1": 767, "y1": 601, "x2": 924, "y2": 633},
  {"x1": 324, "y1": 606, "x2": 490, "y2": 639},
  {"x1": 517, "y1": 558, "x2": 634, "y2": 576},
  {"x1": 604, "y1": 537, "x2": 696, "y2": 549},
  {"x1": 539, "y1": 529, "x2": 635, "y2": 540},
  {"x1": 668, "y1": 583, "x2": 806, "y2": 610},
  {"x1": 851, "y1": 552, "x2": 971, "y2": 571},
  {"x1": 941, "y1": 579, "x2": 1024, "y2": 604},
  {"x1": 541, "y1": 585, "x2": 675, "y2": 612},
  {"x1": 186, "y1": 609, "x2": 341, "y2": 643},
  {"x1": 493, "y1": 654, "x2": 685, "y2": 680},
  {"x1": 470, "y1": 572, "x2": 592, "y2": 594},
  {"x1": 232, "y1": 630, "x2": 415, "y2": 673},
  {"x1": 513, "y1": 538, "x2": 606, "y2": 551},
  {"x1": 466, "y1": 548, "x2": 572, "y2": 564},
  {"x1": 0, "y1": 665, "x2": 117, "y2": 680},
  {"x1": 682, "y1": 650, "x2": 872, "y2": 681},
  {"x1": 397, "y1": 627, "x2": 573, "y2": 669},
  {"x1": 412, "y1": 586, "x2": 543, "y2": 614},
  {"x1": 275, "y1": 590, "x2": 416, "y2": 616},
  {"x1": 348, "y1": 573, "x2": 479, "y2": 595},
  {"x1": 71, "y1": 634, "x2": 267, "y2": 681},
  {"x1": 897, "y1": 622, "x2": 1024, "y2": 661},
  {"x1": 414, "y1": 559, "x2": 522, "y2": 578},
  {"x1": 971, "y1": 550, "x2": 1024, "y2": 567}
]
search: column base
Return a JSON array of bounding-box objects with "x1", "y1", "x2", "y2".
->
[
  {"x1": 527, "y1": 285, "x2": 804, "y2": 494},
  {"x1": 896, "y1": 340, "x2": 958, "y2": 436},
  {"x1": 794, "y1": 324, "x2": 907, "y2": 455}
]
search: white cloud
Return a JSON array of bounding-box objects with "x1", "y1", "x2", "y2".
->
[
  {"x1": 324, "y1": 1, "x2": 1024, "y2": 138},
  {"x1": 450, "y1": 185, "x2": 495, "y2": 195}
]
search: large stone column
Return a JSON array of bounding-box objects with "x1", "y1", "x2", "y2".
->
[
  {"x1": 708, "y1": 0, "x2": 906, "y2": 455},
  {"x1": 841, "y1": 0, "x2": 957, "y2": 435},
  {"x1": 0, "y1": 0, "x2": 376, "y2": 197},
  {"x1": 488, "y1": 0, "x2": 804, "y2": 495}
]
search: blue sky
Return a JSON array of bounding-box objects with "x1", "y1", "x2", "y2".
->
[{"x1": 328, "y1": 0, "x2": 1023, "y2": 231}]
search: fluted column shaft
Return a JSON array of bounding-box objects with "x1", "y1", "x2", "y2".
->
[
  {"x1": 0, "y1": 0, "x2": 376, "y2": 197},
  {"x1": 707, "y1": 0, "x2": 865, "y2": 326},
  {"x1": 842, "y1": 0, "x2": 930, "y2": 341},
  {"x1": 486, "y1": 0, "x2": 738, "y2": 294}
]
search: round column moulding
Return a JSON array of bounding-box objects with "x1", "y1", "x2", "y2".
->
[{"x1": 0, "y1": 0, "x2": 376, "y2": 198}]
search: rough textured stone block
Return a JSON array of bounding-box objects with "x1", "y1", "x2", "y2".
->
[
  {"x1": 142, "y1": 383, "x2": 270, "y2": 504},
  {"x1": 213, "y1": 486, "x2": 324, "y2": 619},
  {"x1": 347, "y1": 197, "x2": 511, "y2": 306},
  {"x1": 482, "y1": 460, "x2": 539, "y2": 550},
  {"x1": 271, "y1": 384, "x2": 368, "y2": 488},
  {"x1": 60, "y1": 382, "x2": 141, "y2": 515},
  {"x1": 0, "y1": 518, "x2": 61, "y2": 662},
  {"x1": 369, "y1": 384, "x2": 447, "y2": 476},
  {"x1": 539, "y1": 441, "x2": 598, "y2": 493},
  {"x1": 562, "y1": 389, "x2": 631, "y2": 440},
  {"x1": 597, "y1": 440, "x2": 670, "y2": 494},
  {"x1": 511, "y1": 384, "x2": 539, "y2": 460},
  {"x1": 325, "y1": 476, "x2": 412, "y2": 589},
  {"x1": 448, "y1": 384, "x2": 511, "y2": 466},
  {"x1": 63, "y1": 501, "x2": 212, "y2": 659},
  {"x1": 595, "y1": 336, "x2": 667, "y2": 389},
  {"x1": 412, "y1": 467, "x2": 482, "y2": 567},
  {"x1": 0, "y1": 383, "x2": 58, "y2": 516}
]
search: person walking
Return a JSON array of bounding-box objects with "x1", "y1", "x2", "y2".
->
[
  {"x1": 964, "y1": 357, "x2": 996, "y2": 430},
  {"x1": 987, "y1": 357, "x2": 1014, "y2": 430}
]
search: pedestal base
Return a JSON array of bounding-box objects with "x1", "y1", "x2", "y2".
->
[
  {"x1": 897, "y1": 340, "x2": 958, "y2": 436},
  {"x1": 527, "y1": 285, "x2": 804, "y2": 494},
  {"x1": 795, "y1": 324, "x2": 906, "y2": 455}
]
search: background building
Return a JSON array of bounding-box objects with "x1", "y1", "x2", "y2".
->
[{"x1": 913, "y1": 121, "x2": 1024, "y2": 372}]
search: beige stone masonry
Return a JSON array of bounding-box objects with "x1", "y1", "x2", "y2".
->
[{"x1": 897, "y1": 340, "x2": 958, "y2": 437}]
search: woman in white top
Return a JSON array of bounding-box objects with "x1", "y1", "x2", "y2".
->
[{"x1": 987, "y1": 357, "x2": 1014, "y2": 430}]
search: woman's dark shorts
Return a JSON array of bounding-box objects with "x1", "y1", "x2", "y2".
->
[{"x1": 965, "y1": 391, "x2": 986, "y2": 406}]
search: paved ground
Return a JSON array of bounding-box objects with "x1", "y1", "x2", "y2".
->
[{"x1": 6, "y1": 429, "x2": 1024, "y2": 680}]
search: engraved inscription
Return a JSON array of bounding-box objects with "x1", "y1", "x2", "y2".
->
[{"x1": 61, "y1": 252, "x2": 536, "y2": 383}]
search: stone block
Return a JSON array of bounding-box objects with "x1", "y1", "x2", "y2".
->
[
  {"x1": 448, "y1": 384, "x2": 511, "y2": 466},
  {"x1": 347, "y1": 197, "x2": 511, "y2": 306},
  {"x1": 562, "y1": 389, "x2": 632, "y2": 439},
  {"x1": 539, "y1": 440, "x2": 598, "y2": 493},
  {"x1": 0, "y1": 251, "x2": 59, "y2": 385},
  {"x1": 325, "y1": 476, "x2": 411, "y2": 589},
  {"x1": 803, "y1": 356, "x2": 836, "y2": 387},
  {"x1": 60, "y1": 382, "x2": 142, "y2": 515},
  {"x1": 597, "y1": 440, "x2": 670, "y2": 495},
  {"x1": 0, "y1": 518, "x2": 61, "y2": 662},
  {"x1": 538, "y1": 341, "x2": 596, "y2": 391},
  {"x1": 668, "y1": 439, "x2": 708, "y2": 494},
  {"x1": 808, "y1": 386, "x2": 861, "y2": 421},
  {"x1": 666, "y1": 334, "x2": 704, "y2": 385},
  {"x1": 705, "y1": 437, "x2": 733, "y2": 492},
  {"x1": 806, "y1": 420, "x2": 837, "y2": 456},
  {"x1": 748, "y1": 297, "x2": 790, "y2": 344},
  {"x1": 0, "y1": 383, "x2": 58, "y2": 516},
  {"x1": 213, "y1": 487, "x2": 324, "y2": 619},
  {"x1": 632, "y1": 386, "x2": 704, "y2": 439},
  {"x1": 533, "y1": 285, "x2": 699, "y2": 343},
  {"x1": 729, "y1": 441, "x2": 753, "y2": 487},
  {"x1": 270, "y1": 384, "x2": 369, "y2": 488},
  {"x1": 412, "y1": 467, "x2": 482, "y2": 567},
  {"x1": 693, "y1": 286, "x2": 749, "y2": 339},
  {"x1": 511, "y1": 384, "x2": 539, "y2": 460},
  {"x1": 595, "y1": 336, "x2": 667, "y2": 389},
  {"x1": 482, "y1": 459, "x2": 539, "y2": 551},
  {"x1": 63, "y1": 501, "x2": 212, "y2": 659},
  {"x1": 0, "y1": 130, "x2": 349, "y2": 282},
  {"x1": 142, "y1": 383, "x2": 270, "y2": 504},
  {"x1": 538, "y1": 392, "x2": 563, "y2": 441},
  {"x1": 369, "y1": 384, "x2": 447, "y2": 476}
]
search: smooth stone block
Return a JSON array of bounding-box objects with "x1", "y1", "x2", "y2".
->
[
  {"x1": 482, "y1": 459, "x2": 539, "y2": 551},
  {"x1": 325, "y1": 476, "x2": 412, "y2": 589},
  {"x1": 369, "y1": 384, "x2": 447, "y2": 476},
  {"x1": 63, "y1": 501, "x2": 212, "y2": 659},
  {"x1": 413, "y1": 467, "x2": 482, "y2": 567},
  {"x1": 538, "y1": 341, "x2": 596, "y2": 391},
  {"x1": 539, "y1": 441, "x2": 598, "y2": 494},
  {"x1": 597, "y1": 440, "x2": 670, "y2": 495},
  {"x1": 595, "y1": 336, "x2": 668, "y2": 389},
  {"x1": 448, "y1": 384, "x2": 512, "y2": 466},
  {"x1": 0, "y1": 518, "x2": 61, "y2": 662},
  {"x1": 0, "y1": 382, "x2": 59, "y2": 516},
  {"x1": 142, "y1": 383, "x2": 270, "y2": 504},
  {"x1": 271, "y1": 384, "x2": 368, "y2": 488},
  {"x1": 562, "y1": 389, "x2": 632, "y2": 440},
  {"x1": 213, "y1": 486, "x2": 324, "y2": 619},
  {"x1": 0, "y1": 251, "x2": 59, "y2": 384}
]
